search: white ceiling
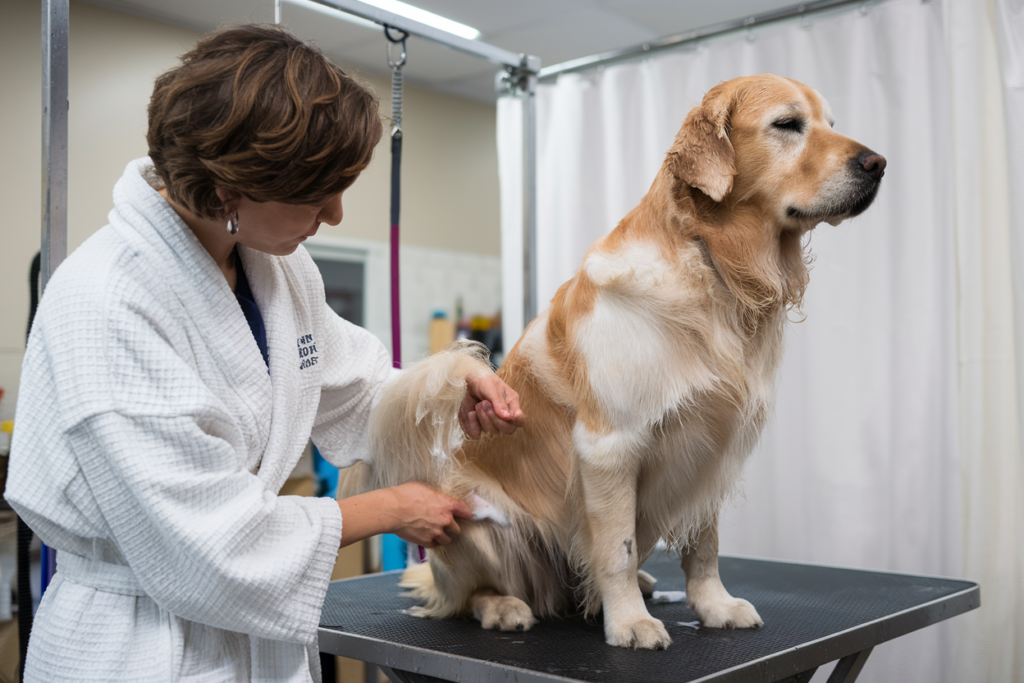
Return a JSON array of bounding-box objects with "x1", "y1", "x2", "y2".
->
[{"x1": 84, "y1": 0, "x2": 798, "y2": 102}]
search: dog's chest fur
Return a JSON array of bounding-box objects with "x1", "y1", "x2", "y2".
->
[
  {"x1": 575, "y1": 238, "x2": 782, "y2": 430},
  {"x1": 566, "y1": 236, "x2": 786, "y2": 545}
]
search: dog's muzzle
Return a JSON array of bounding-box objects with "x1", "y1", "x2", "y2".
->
[{"x1": 787, "y1": 150, "x2": 886, "y2": 222}]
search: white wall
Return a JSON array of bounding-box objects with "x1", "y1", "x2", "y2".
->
[
  {"x1": 306, "y1": 237, "x2": 502, "y2": 364},
  {"x1": 0, "y1": 0, "x2": 501, "y2": 421}
]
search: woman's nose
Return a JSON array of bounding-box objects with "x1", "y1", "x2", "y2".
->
[{"x1": 318, "y1": 193, "x2": 344, "y2": 225}]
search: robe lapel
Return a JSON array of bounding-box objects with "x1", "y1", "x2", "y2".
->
[
  {"x1": 238, "y1": 247, "x2": 323, "y2": 491},
  {"x1": 110, "y1": 160, "x2": 274, "y2": 475}
]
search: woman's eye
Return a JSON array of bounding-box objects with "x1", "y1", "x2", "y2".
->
[{"x1": 772, "y1": 119, "x2": 805, "y2": 133}]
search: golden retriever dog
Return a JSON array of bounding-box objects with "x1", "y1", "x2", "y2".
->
[{"x1": 349, "y1": 73, "x2": 885, "y2": 649}]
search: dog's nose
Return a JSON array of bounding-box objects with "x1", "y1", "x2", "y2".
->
[{"x1": 860, "y1": 153, "x2": 886, "y2": 181}]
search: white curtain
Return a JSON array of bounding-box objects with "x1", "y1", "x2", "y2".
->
[{"x1": 497, "y1": 0, "x2": 1023, "y2": 680}]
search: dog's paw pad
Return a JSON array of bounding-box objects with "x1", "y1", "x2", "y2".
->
[
  {"x1": 605, "y1": 615, "x2": 672, "y2": 650},
  {"x1": 694, "y1": 597, "x2": 763, "y2": 629},
  {"x1": 476, "y1": 595, "x2": 538, "y2": 632}
]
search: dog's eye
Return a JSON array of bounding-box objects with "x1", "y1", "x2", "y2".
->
[{"x1": 772, "y1": 118, "x2": 805, "y2": 133}]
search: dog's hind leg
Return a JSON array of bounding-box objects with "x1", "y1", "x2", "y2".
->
[
  {"x1": 471, "y1": 589, "x2": 538, "y2": 632},
  {"x1": 681, "y1": 517, "x2": 763, "y2": 629}
]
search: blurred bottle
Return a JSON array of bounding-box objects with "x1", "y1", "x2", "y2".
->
[
  {"x1": 429, "y1": 311, "x2": 455, "y2": 355},
  {"x1": 454, "y1": 296, "x2": 470, "y2": 341}
]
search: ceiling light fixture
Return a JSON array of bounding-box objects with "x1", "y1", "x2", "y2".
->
[
  {"x1": 359, "y1": 0, "x2": 480, "y2": 40},
  {"x1": 288, "y1": 0, "x2": 481, "y2": 40}
]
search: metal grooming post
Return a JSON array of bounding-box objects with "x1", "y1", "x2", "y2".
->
[
  {"x1": 297, "y1": 0, "x2": 542, "y2": 323},
  {"x1": 519, "y1": 66, "x2": 539, "y2": 323},
  {"x1": 22, "y1": 0, "x2": 69, "y2": 677},
  {"x1": 39, "y1": 0, "x2": 68, "y2": 594},
  {"x1": 42, "y1": 0, "x2": 69, "y2": 291}
]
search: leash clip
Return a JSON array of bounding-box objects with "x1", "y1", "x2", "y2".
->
[{"x1": 385, "y1": 26, "x2": 408, "y2": 68}]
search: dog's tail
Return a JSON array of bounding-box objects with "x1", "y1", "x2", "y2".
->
[
  {"x1": 399, "y1": 559, "x2": 435, "y2": 599},
  {"x1": 360, "y1": 340, "x2": 492, "y2": 492}
]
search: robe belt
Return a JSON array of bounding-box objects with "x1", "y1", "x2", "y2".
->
[{"x1": 57, "y1": 551, "x2": 147, "y2": 596}]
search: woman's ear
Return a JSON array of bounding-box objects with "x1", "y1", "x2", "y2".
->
[
  {"x1": 667, "y1": 84, "x2": 738, "y2": 203},
  {"x1": 214, "y1": 188, "x2": 242, "y2": 218}
]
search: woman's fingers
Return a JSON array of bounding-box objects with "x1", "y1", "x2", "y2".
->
[
  {"x1": 475, "y1": 400, "x2": 519, "y2": 435},
  {"x1": 466, "y1": 372, "x2": 525, "y2": 425},
  {"x1": 482, "y1": 378, "x2": 519, "y2": 422},
  {"x1": 449, "y1": 497, "x2": 473, "y2": 520},
  {"x1": 388, "y1": 483, "x2": 479, "y2": 547},
  {"x1": 460, "y1": 408, "x2": 481, "y2": 439},
  {"x1": 476, "y1": 402, "x2": 497, "y2": 433},
  {"x1": 489, "y1": 384, "x2": 524, "y2": 424},
  {"x1": 459, "y1": 391, "x2": 482, "y2": 438}
]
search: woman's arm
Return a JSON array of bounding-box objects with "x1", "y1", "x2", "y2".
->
[{"x1": 338, "y1": 482, "x2": 472, "y2": 548}]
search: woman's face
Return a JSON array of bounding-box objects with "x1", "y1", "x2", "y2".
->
[{"x1": 233, "y1": 191, "x2": 344, "y2": 256}]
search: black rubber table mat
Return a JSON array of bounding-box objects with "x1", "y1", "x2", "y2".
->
[{"x1": 319, "y1": 554, "x2": 978, "y2": 683}]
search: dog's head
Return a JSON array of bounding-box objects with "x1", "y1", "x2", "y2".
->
[{"x1": 668, "y1": 74, "x2": 884, "y2": 228}]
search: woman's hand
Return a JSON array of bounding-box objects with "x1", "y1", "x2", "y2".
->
[
  {"x1": 337, "y1": 482, "x2": 472, "y2": 548},
  {"x1": 384, "y1": 482, "x2": 473, "y2": 548},
  {"x1": 460, "y1": 371, "x2": 525, "y2": 438}
]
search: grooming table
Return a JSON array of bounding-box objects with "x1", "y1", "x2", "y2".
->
[{"x1": 318, "y1": 554, "x2": 979, "y2": 683}]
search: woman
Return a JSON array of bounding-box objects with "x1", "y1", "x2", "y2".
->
[{"x1": 7, "y1": 24, "x2": 522, "y2": 682}]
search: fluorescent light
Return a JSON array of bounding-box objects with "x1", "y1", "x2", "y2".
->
[
  {"x1": 285, "y1": 0, "x2": 380, "y2": 30},
  {"x1": 361, "y1": 0, "x2": 480, "y2": 40},
  {"x1": 284, "y1": 0, "x2": 481, "y2": 41}
]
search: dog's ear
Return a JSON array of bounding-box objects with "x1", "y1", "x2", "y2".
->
[{"x1": 667, "y1": 84, "x2": 737, "y2": 203}]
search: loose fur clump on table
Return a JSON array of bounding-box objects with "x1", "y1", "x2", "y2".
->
[{"x1": 342, "y1": 73, "x2": 886, "y2": 649}]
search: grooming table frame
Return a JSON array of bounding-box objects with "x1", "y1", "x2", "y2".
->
[{"x1": 319, "y1": 554, "x2": 978, "y2": 683}]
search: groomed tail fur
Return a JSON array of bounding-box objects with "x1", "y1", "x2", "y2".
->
[
  {"x1": 342, "y1": 340, "x2": 492, "y2": 495},
  {"x1": 399, "y1": 560, "x2": 435, "y2": 599}
]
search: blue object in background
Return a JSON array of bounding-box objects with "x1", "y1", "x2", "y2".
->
[
  {"x1": 381, "y1": 534, "x2": 408, "y2": 571},
  {"x1": 313, "y1": 444, "x2": 407, "y2": 571},
  {"x1": 40, "y1": 544, "x2": 56, "y2": 596},
  {"x1": 312, "y1": 445, "x2": 339, "y2": 499}
]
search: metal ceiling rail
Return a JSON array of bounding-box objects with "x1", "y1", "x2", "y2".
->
[
  {"x1": 539, "y1": 0, "x2": 867, "y2": 80},
  {"x1": 303, "y1": 0, "x2": 541, "y2": 72}
]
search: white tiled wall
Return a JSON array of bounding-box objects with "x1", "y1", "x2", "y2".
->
[{"x1": 304, "y1": 236, "x2": 502, "y2": 364}]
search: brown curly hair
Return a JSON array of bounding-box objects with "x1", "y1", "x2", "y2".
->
[{"x1": 147, "y1": 24, "x2": 382, "y2": 219}]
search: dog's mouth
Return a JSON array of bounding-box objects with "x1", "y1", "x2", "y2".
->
[
  {"x1": 786, "y1": 183, "x2": 879, "y2": 221},
  {"x1": 786, "y1": 176, "x2": 881, "y2": 225}
]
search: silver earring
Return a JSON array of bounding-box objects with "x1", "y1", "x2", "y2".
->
[{"x1": 226, "y1": 211, "x2": 239, "y2": 235}]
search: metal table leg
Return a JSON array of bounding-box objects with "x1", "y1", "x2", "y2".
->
[
  {"x1": 380, "y1": 665, "x2": 448, "y2": 683},
  {"x1": 826, "y1": 648, "x2": 873, "y2": 683},
  {"x1": 777, "y1": 668, "x2": 818, "y2": 683}
]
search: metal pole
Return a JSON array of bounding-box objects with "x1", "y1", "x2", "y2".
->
[
  {"x1": 539, "y1": 0, "x2": 865, "y2": 80},
  {"x1": 24, "y1": 1, "x2": 69, "y2": 675},
  {"x1": 298, "y1": 0, "x2": 525, "y2": 69},
  {"x1": 521, "y1": 68, "x2": 538, "y2": 324},
  {"x1": 42, "y1": 0, "x2": 69, "y2": 292}
]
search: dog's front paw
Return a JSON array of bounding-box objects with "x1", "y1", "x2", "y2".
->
[
  {"x1": 475, "y1": 595, "x2": 538, "y2": 632},
  {"x1": 605, "y1": 615, "x2": 672, "y2": 649},
  {"x1": 691, "y1": 596, "x2": 763, "y2": 629}
]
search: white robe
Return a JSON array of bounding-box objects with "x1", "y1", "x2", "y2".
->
[{"x1": 7, "y1": 158, "x2": 393, "y2": 682}]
